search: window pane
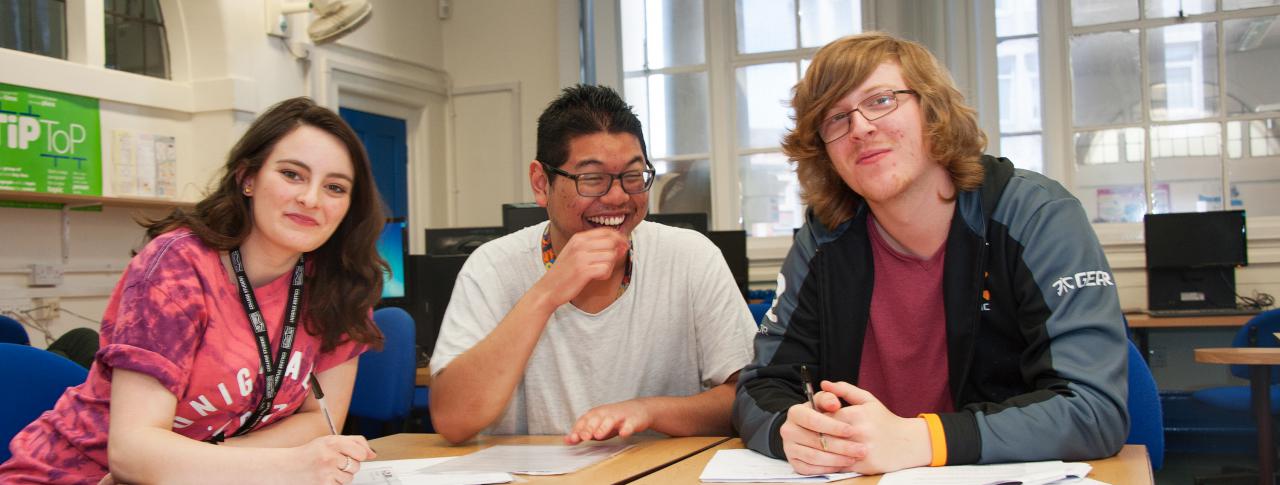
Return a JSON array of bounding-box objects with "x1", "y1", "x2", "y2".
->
[
  {"x1": 995, "y1": 0, "x2": 1037, "y2": 37},
  {"x1": 1144, "y1": 0, "x2": 1214, "y2": 18},
  {"x1": 110, "y1": 18, "x2": 146, "y2": 73},
  {"x1": 1075, "y1": 127, "x2": 1145, "y2": 165},
  {"x1": 1148, "y1": 22, "x2": 1218, "y2": 121},
  {"x1": 997, "y1": 37, "x2": 1041, "y2": 133},
  {"x1": 1225, "y1": 0, "x2": 1280, "y2": 10},
  {"x1": 1224, "y1": 16, "x2": 1280, "y2": 115},
  {"x1": 736, "y1": 62, "x2": 797, "y2": 149},
  {"x1": 999, "y1": 134, "x2": 1044, "y2": 173},
  {"x1": 621, "y1": 0, "x2": 645, "y2": 71},
  {"x1": 1228, "y1": 119, "x2": 1280, "y2": 215},
  {"x1": 623, "y1": 0, "x2": 704, "y2": 69},
  {"x1": 1071, "y1": 30, "x2": 1141, "y2": 126},
  {"x1": 624, "y1": 71, "x2": 711, "y2": 158},
  {"x1": 144, "y1": 23, "x2": 167, "y2": 78},
  {"x1": 143, "y1": 0, "x2": 160, "y2": 22},
  {"x1": 799, "y1": 0, "x2": 858, "y2": 48},
  {"x1": 741, "y1": 152, "x2": 803, "y2": 237},
  {"x1": 1151, "y1": 122, "x2": 1223, "y2": 212},
  {"x1": 651, "y1": 159, "x2": 712, "y2": 215},
  {"x1": 736, "y1": 0, "x2": 796, "y2": 54},
  {"x1": 1071, "y1": 0, "x2": 1138, "y2": 26},
  {"x1": 34, "y1": 0, "x2": 66, "y2": 58}
]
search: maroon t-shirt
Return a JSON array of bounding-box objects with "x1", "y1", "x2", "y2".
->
[{"x1": 857, "y1": 215, "x2": 955, "y2": 417}]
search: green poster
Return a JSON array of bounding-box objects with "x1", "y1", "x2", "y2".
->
[{"x1": 0, "y1": 83, "x2": 102, "y2": 196}]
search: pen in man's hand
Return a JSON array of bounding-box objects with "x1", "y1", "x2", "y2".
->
[
  {"x1": 308, "y1": 372, "x2": 339, "y2": 435},
  {"x1": 800, "y1": 365, "x2": 828, "y2": 451}
]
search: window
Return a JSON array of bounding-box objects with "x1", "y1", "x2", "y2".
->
[
  {"x1": 995, "y1": 0, "x2": 1044, "y2": 173},
  {"x1": 0, "y1": 0, "x2": 66, "y2": 59},
  {"x1": 105, "y1": 0, "x2": 169, "y2": 79},
  {"x1": 995, "y1": 0, "x2": 1280, "y2": 224},
  {"x1": 618, "y1": 0, "x2": 861, "y2": 238}
]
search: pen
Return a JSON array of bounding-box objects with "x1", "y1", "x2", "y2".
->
[
  {"x1": 799, "y1": 365, "x2": 828, "y2": 451},
  {"x1": 309, "y1": 372, "x2": 339, "y2": 435}
]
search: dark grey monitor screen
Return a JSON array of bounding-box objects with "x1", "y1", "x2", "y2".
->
[{"x1": 1144, "y1": 210, "x2": 1247, "y2": 269}]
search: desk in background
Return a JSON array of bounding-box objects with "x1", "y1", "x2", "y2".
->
[
  {"x1": 1127, "y1": 313, "x2": 1251, "y2": 361},
  {"x1": 415, "y1": 366, "x2": 431, "y2": 387},
  {"x1": 632, "y1": 439, "x2": 1154, "y2": 484},
  {"x1": 1195, "y1": 347, "x2": 1280, "y2": 485},
  {"x1": 368, "y1": 433, "x2": 727, "y2": 483}
]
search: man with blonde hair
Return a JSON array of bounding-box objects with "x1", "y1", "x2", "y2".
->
[{"x1": 733, "y1": 32, "x2": 1128, "y2": 474}]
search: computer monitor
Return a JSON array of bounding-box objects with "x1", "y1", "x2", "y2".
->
[
  {"x1": 424, "y1": 226, "x2": 505, "y2": 255},
  {"x1": 1144, "y1": 210, "x2": 1247, "y2": 269},
  {"x1": 503, "y1": 202, "x2": 548, "y2": 234},
  {"x1": 377, "y1": 220, "x2": 407, "y2": 300},
  {"x1": 707, "y1": 230, "x2": 748, "y2": 299},
  {"x1": 405, "y1": 253, "x2": 469, "y2": 356},
  {"x1": 646, "y1": 212, "x2": 709, "y2": 233},
  {"x1": 1144, "y1": 210, "x2": 1248, "y2": 311}
]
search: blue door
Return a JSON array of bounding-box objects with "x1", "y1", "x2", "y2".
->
[{"x1": 340, "y1": 108, "x2": 408, "y2": 219}]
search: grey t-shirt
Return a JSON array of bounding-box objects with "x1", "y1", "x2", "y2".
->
[{"x1": 430, "y1": 220, "x2": 756, "y2": 435}]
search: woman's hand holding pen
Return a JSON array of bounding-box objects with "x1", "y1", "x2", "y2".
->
[{"x1": 290, "y1": 434, "x2": 376, "y2": 484}]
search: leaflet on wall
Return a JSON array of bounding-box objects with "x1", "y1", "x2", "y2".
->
[
  {"x1": 111, "y1": 130, "x2": 177, "y2": 198},
  {"x1": 0, "y1": 83, "x2": 102, "y2": 196},
  {"x1": 1096, "y1": 183, "x2": 1170, "y2": 223}
]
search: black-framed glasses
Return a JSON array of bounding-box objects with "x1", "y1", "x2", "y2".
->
[
  {"x1": 818, "y1": 89, "x2": 918, "y2": 144},
  {"x1": 540, "y1": 161, "x2": 656, "y2": 197}
]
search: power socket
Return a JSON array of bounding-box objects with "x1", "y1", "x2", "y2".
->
[
  {"x1": 32, "y1": 297, "x2": 60, "y2": 321},
  {"x1": 29, "y1": 264, "x2": 63, "y2": 287}
]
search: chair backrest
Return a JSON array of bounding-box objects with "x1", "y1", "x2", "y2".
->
[
  {"x1": 1125, "y1": 340, "x2": 1164, "y2": 470},
  {"x1": 0, "y1": 315, "x2": 30, "y2": 345},
  {"x1": 1231, "y1": 309, "x2": 1280, "y2": 381},
  {"x1": 0, "y1": 343, "x2": 88, "y2": 462},
  {"x1": 349, "y1": 307, "x2": 416, "y2": 422}
]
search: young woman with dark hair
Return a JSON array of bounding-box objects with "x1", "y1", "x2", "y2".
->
[{"x1": 0, "y1": 97, "x2": 388, "y2": 485}]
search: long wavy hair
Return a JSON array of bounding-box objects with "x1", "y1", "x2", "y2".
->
[
  {"x1": 145, "y1": 97, "x2": 385, "y2": 352},
  {"x1": 783, "y1": 32, "x2": 988, "y2": 230}
]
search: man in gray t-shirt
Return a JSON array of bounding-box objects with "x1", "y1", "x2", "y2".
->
[{"x1": 429, "y1": 85, "x2": 756, "y2": 445}]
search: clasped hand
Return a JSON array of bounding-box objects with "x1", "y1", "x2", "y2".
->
[{"x1": 779, "y1": 380, "x2": 931, "y2": 475}]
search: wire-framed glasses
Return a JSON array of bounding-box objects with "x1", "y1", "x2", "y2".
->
[
  {"x1": 818, "y1": 89, "x2": 918, "y2": 143},
  {"x1": 540, "y1": 161, "x2": 656, "y2": 197}
]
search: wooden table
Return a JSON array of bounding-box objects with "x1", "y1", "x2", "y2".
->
[
  {"x1": 1126, "y1": 313, "x2": 1252, "y2": 360},
  {"x1": 632, "y1": 439, "x2": 1153, "y2": 484},
  {"x1": 1195, "y1": 347, "x2": 1280, "y2": 485},
  {"x1": 415, "y1": 366, "x2": 432, "y2": 387},
  {"x1": 368, "y1": 433, "x2": 728, "y2": 483}
]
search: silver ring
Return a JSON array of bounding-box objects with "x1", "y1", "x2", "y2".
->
[{"x1": 339, "y1": 455, "x2": 352, "y2": 472}]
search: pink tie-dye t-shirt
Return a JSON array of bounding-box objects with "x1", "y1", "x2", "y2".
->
[{"x1": 0, "y1": 229, "x2": 369, "y2": 484}]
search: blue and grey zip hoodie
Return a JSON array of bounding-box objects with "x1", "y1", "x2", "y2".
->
[{"x1": 733, "y1": 155, "x2": 1129, "y2": 465}]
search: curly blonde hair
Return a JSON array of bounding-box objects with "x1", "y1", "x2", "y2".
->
[{"x1": 783, "y1": 32, "x2": 987, "y2": 230}]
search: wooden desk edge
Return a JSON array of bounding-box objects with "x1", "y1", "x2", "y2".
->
[
  {"x1": 415, "y1": 366, "x2": 432, "y2": 387},
  {"x1": 1195, "y1": 347, "x2": 1280, "y2": 365}
]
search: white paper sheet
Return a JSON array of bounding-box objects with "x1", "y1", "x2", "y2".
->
[
  {"x1": 876, "y1": 460, "x2": 1093, "y2": 485},
  {"x1": 420, "y1": 444, "x2": 633, "y2": 475},
  {"x1": 698, "y1": 449, "x2": 861, "y2": 483},
  {"x1": 352, "y1": 457, "x2": 513, "y2": 485}
]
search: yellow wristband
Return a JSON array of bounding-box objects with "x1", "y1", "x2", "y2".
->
[{"x1": 918, "y1": 413, "x2": 947, "y2": 467}]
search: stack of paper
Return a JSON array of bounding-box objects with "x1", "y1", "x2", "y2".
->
[
  {"x1": 420, "y1": 444, "x2": 633, "y2": 475},
  {"x1": 878, "y1": 460, "x2": 1099, "y2": 485},
  {"x1": 698, "y1": 449, "x2": 861, "y2": 483},
  {"x1": 352, "y1": 457, "x2": 512, "y2": 485}
]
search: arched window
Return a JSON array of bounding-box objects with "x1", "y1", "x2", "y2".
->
[
  {"x1": 0, "y1": 0, "x2": 67, "y2": 59},
  {"x1": 105, "y1": 0, "x2": 169, "y2": 78}
]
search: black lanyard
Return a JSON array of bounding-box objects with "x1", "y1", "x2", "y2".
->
[{"x1": 209, "y1": 247, "x2": 305, "y2": 443}]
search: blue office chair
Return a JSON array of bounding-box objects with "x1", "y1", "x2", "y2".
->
[
  {"x1": 0, "y1": 343, "x2": 89, "y2": 462},
  {"x1": 1126, "y1": 339, "x2": 1165, "y2": 470},
  {"x1": 348, "y1": 307, "x2": 416, "y2": 438},
  {"x1": 0, "y1": 315, "x2": 30, "y2": 345},
  {"x1": 1192, "y1": 309, "x2": 1280, "y2": 414}
]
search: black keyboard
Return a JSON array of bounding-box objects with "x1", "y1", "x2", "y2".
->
[{"x1": 1146, "y1": 307, "x2": 1263, "y2": 318}]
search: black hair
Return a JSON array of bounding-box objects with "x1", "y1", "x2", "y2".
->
[{"x1": 534, "y1": 84, "x2": 649, "y2": 179}]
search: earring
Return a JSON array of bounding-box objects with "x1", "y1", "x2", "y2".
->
[{"x1": 243, "y1": 186, "x2": 252, "y2": 196}]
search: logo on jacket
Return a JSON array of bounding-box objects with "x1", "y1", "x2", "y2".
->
[{"x1": 1052, "y1": 270, "x2": 1114, "y2": 296}]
